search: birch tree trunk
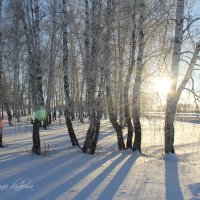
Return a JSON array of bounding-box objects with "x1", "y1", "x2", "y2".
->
[
  {"x1": 20, "y1": 0, "x2": 35, "y2": 122},
  {"x1": 75, "y1": 36, "x2": 85, "y2": 123},
  {"x1": 2, "y1": 98, "x2": 13, "y2": 126},
  {"x1": 46, "y1": 0, "x2": 57, "y2": 126},
  {"x1": 104, "y1": 0, "x2": 125, "y2": 150},
  {"x1": 82, "y1": 0, "x2": 102, "y2": 154},
  {"x1": 117, "y1": 17, "x2": 125, "y2": 128},
  {"x1": 62, "y1": 0, "x2": 79, "y2": 147},
  {"x1": 165, "y1": 43, "x2": 200, "y2": 153},
  {"x1": 132, "y1": 0, "x2": 145, "y2": 153},
  {"x1": 69, "y1": 36, "x2": 76, "y2": 121},
  {"x1": 13, "y1": 18, "x2": 20, "y2": 120},
  {"x1": 32, "y1": 0, "x2": 43, "y2": 155},
  {"x1": 164, "y1": 0, "x2": 184, "y2": 154},
  {"x1": 0, "y1": 0, "x2": 3, "y2": 147},
  {"x1": 125, "y1": 0, "x2": 136, "y2": 149},
  {"x1": 79, "y1": 75, "x2": 85, "y2": 123}
]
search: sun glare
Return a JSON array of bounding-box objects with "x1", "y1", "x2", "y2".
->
[{"x1": 154, "y1": 77, "x2": 171, "y2": 98}]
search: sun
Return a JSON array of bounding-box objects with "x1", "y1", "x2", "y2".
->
[{"x1": 154, "y1": 77, "x2": 171, "y2": 98}]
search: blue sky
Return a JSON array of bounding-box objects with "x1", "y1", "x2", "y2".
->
[{"x1": 192, "y1": 0, "x2": 200, "y2": 14}]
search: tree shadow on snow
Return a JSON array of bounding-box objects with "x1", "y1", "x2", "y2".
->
[
  {"x1": 30, "y1": 151, "x2": 137, "y2": 200},
  {"x1": 16, "y1": 151, "x2": 118, "y2": 199},
  {"x1": 73, "y1": 152, "x2": 139, "y2": 200},
  {"x1": 188, "y1": 182, "x2": 200, "y2": 200},
  {"x1": 164, "y1": 155, "x2": 184, "y2": 200}
]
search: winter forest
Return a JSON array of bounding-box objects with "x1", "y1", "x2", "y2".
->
[{"x1": 0, "y1": 0, "x2": 200, "y2": 199}]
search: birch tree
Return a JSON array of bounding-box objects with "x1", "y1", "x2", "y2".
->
[
  {"x1": 12, "y1": 8, "x2": 20, "y2": 120},
  {"x1": 164, "y1": 0, "x2": 184, "y2": 154},
  {"x1": 18, "y1": 0, "x2": 45, "y2": 154},
  {"x1": 0, "y1": 0, "x2": 3, "y2": 147},
  {"x1": 117, "y1": 15, "x2": 125, "y2": 128},
  {"x1": 132, "y1": 0, "x2": 145, "y2": 153},
  {"x1": 62, "y1": 0, "x2": 79, "y2": 147},
  {"x1": 82, "y1": 0, "x2": 102, "y2": 154},
  {"x1": 31, "y1": 0, "x2": 45, "y2": 154},
  {"x1": 46, "y1": 0, "x2": 57, "y2": 126},
  {"x1": 165, "y1": 0, "x2": 200, "y2": 153},
  {"x1": 124, "y1": 0, "x2": 136, "y2": 149},
  {"x1": 104, "y1": 0, "x2": 125, "y2": 150}
]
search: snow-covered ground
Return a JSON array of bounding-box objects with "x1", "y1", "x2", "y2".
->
[{"x1": 0, "y1": 117, "x2": 200, "y2": 200}]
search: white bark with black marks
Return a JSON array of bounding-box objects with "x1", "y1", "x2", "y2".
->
[
  {"x1": 82, "y1": 0, "x2": 102, "y2": 154},
  {"x1": 125, "y1": 0, "x2": 136, "y2": 149},
  {"x1": 104, "y1": 0, "x2": 125, "y2": 150},
  {"x1": 32, "y1": 0, "x2": 43, "y2": 155},
  {"x1": 165, "y1": 0, "x2": 184, "y2": 154},
  {"x1": 13, "y1": 14, "x2": 20, "y2": 120},
  {"x1": 0, "y1": 0, "x2": 3, "y2": 147},
  {"x1": 132, "y1": 0, "x2": 145, "y2": 153},
  {"x1": 46, "y1": 0, "x2": 57, "y2": 126},
  {"x1": 62, "y1": 0, "x2": 79, "y2": 147}
]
